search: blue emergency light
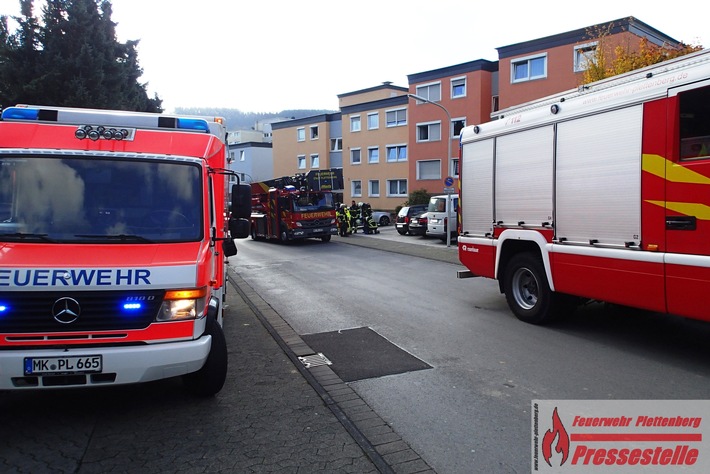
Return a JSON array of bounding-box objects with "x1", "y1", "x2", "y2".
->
[
  {"x1": 1, "y1": 107, "x2": 40, "y2": 121},
  {"x1": 122, "y1": 302, "x2": 142, "y2": 311},
  {"x1": 0, "y1": 304, "x2": 8, "y2": 314},
  {"x1": 176, "y1": 118, "x2": 210, "y2": 131}
]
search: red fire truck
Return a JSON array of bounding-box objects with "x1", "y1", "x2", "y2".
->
[
  {"x1": 250, "y1": 174, "x2": 338, "y2": 242},
  {"x1": 0, "y1": 105, "x2": 251, "y2": 394},
  {"x1": 457, "y1": 48, "x2": 710, "y2": 325}
]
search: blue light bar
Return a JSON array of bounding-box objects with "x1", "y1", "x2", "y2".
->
[
  {"x1": 1, "y1": 107, "x2": 40, "y2": 121},
  {"x1": 176, "y1": 118, "x2": 210, "y2": 131},
  {"x1": 122, "y1": 302, "x2": 142, "y2": 311},
  {"x1": 0, "y1": 304, "x2": 8, "y2": 314}
]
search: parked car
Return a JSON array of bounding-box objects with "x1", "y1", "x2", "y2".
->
[
  {"x1": 427, "y1": 194, "x2": 459, "y2": 241},
  {"x1": 408, "y1": 212, "x2": 429, "y2": 236},
  {"x1": 372, "y1": 211, "x2": 391, "y2": 226},
  {"x1": 395, "y1": 204, "x2": 428, "y2": 235}
]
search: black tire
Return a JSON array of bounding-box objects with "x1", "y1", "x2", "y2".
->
[
  {"x1": 502, "y1": 252, "x2": 573, "y2": 325},
  {"x1": 279, "y1": 222, "x2": 289, "y2": 243},
  {"x1": 379, "y1": 216, "x2": 390, "y2": 226},
  {"x1": 321, "y1": 235, "x2": 331, "y2": 242},
  {"x1": 182, "y1": 318, "x2": 228, "y2": 396},
  {"x1": 396, "y1": 228, "x2": 407, "y2": 235}
]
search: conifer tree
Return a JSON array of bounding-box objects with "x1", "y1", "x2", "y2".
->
[{"x1": 0, "y1": 0, "x2": 162, "y2": 112}]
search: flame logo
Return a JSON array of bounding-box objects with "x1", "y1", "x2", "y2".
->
[{"x1": 542, "y1": 407, "x2": 570, "y2": 467}]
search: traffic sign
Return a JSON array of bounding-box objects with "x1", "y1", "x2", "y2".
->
[{"x1": 444, "y1": 176, "x2": 454, "y2": 187}]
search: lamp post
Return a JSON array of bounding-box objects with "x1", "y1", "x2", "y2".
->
[{"x1": 408, "y1": 93, "x2": 454, "y2": 247}]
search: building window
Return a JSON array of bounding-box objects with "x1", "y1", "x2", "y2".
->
[
  {"x1": 452, "y1": 118, "x2": 466, "y2": 138},
  {"x1": 352, "y1": 180, "x2": 362, "y2": 197},
  {"x1": 310, "y1": 154, "x2": 319, "y2": 168},
  {"x1": 368, "y1": 147, "x2": 379, "y2": 164},
  {"x1": 387, "y1": 179, "x2": 407, "y2": 197},
  {"x1": 451, "y1": 158, "x2": 460, "y2": 177},
  {"x1": 512, "y1": 54, "x2": 547, "y2": 83},
  {"x1": 451, "y1": 77, "x2": 466, "y2": 98},
  {"x1": 417, "y1": 160, "x2": 441, "y2": 180},
  {"x1": 297, "y1": 128, "x2": 305, "y2": 142},
  {"x1": 297, "y1": 155, "x2": 306, "y2": 169},
  {"x1": 239, "y1": 150, "x2": 246, "y2": 161},
  {"x1": 350, "y1": 115, "x2": 361, "y2": 132},
  {"x1": 367, "y1": 112, "x2": 379, "y2": 130},
  {"x1": 386, "y1": 108, "x2": 407, "y2": 127},
  {"x1": 310, "y1": 125, "x2": 319, "y2": 140},
  {"x1": 386, "y1": 144, "x2": 407, "y2": 162},
  {"x1": 492, "y1": 95, "x2": 500, "y2": 113},
  {"x1": 369, "y1": 180, "x2": 380, "y2": 197},
  {"x1": 574, "y1": 42, "x2": 598, "y2": 72},
  {"x1": 415, "y1": 82, "x2": 441, "y2": 102},
  {"x1": 416, "y1": 122, "x2": 441, "y2": 142},
  {"x1": 350, "y1": 148, "x2": 361, "y2": 165},
  {"x1": 330, "y1": 137, "x2": 342, "y2": 151}
]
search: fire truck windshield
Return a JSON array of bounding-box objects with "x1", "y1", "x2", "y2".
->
[
  {"x1": 292, "y1": 191, "x2": 335, "y2": 212},
  {"x1": 0, "y1": 155, "x2": 202, "y2": 243}
]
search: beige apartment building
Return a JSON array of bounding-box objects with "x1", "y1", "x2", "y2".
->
[
  {"x1": 269, "y1": 17, "x2": 686, "y2": 212},
  {"x1": 338, "y1": 83, "x2": 409, "y2": 210}
]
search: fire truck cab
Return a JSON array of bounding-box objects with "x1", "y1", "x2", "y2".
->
[
  {"x1": 250, "y1": 174, "x2": 338, "y2": 242},
  {"x1": 457, "y1": 49, "x2": 710, "y2": 325},
  {"x1": 0, "y1": 105, "x2": 251, "y2": 394}
]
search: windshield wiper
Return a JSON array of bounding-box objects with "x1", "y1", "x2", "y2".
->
[
  {"x1": 0, "y1": 232, "x2": 55, "y2": 242},
  {"x1": 74, "y1": 234, "x2": 154, "y2": 243}
]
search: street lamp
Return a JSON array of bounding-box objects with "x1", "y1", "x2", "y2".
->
[{"x1": 408, "y1": 93, "x2": 455, "y2": 247}]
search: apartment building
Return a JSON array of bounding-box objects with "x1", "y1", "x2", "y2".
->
[
  {"x1": 227, "y1": 141, "x2": 273, "y2": 185},
  {"x1": 271, "y1": 113, "x2": 340, "y2": 181},
  {"x1": 496, "y1": 17, "x2": 679, "y2": 111},
  {"x1": 267, "y1": 17, "x2": 684, "y2": 211},
  {"x1": 406, "y1": 17, "x2": 682, "y2": 195},
  {"x1": 407, "y1": 60, "x2": 498, "y2": 196},
  {"x1": 338, "y1": 83, "x2": 409, "y2": 210}
]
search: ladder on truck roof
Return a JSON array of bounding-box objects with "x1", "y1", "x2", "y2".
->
[{"x1": 0, "y1": 104, "x2": 227, "y2": 142}]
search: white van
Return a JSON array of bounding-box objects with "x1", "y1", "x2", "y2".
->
[{"x1": 426, "y1": 194, "x2": 459, "y2": 241}]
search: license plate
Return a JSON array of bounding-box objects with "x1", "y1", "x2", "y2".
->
[
  {"x1": 24, "y1": 355, "x2": 102, "y2": 376},
  {"x1": 313, "y1": 228, "x2": 323, "y2": 233}
]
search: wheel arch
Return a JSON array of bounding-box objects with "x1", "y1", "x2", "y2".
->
[{"x1": 496, "y1": 230, "x2": 554, "y2": 293}]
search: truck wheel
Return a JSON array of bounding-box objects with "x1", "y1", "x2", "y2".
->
[
  {"x1": 321, "y1": 235, "x2": 331, "y2": 242},
  {"x1": 502, "y1": 252, "x2": 567, "y2": 325},
  {"x1": 182, "y1": 318, "x2": 228, "y2": 396}
]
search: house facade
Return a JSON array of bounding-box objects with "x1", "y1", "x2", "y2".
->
[
  {"x1": 267, "y1": 17, "x2": 685, "y2": 211},
  {"x1": 407, "y1": 59, "x2": 498, "y2": 196}
]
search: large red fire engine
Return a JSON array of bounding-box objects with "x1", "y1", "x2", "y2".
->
[
  {"x1": 457, "y1": 48, "x2": 710, "y2": 325},
  {"x1": 0, "y1": 105, "x2": 251, "y2": 394},
  {"x1": 250, "y1": 174, "x2": 338, "y2": 242}
]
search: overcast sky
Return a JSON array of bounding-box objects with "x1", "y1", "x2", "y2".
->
[{"x1": 1, "y1": 0, "x2": 706, "y2": 113}]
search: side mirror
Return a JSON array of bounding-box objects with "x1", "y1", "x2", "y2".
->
[
  {"x1": 231, "y1": 183, "x2": 251, "y2": 219},
  {"x1": 222, "y1": 238, "x2": 238, "y2": 257},
  {"x1": 229, "y1": 216, "x2": 250, "y2": 239}
]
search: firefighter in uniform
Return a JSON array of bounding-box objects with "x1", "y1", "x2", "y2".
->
[
  {"x1": 337, "y1": 204, "x2": 350, "y2": 236},
  {"x1": 361, "y1": 202, "x2": 379, "y2": 234},
  {"x1": 349, "y1": 200, "x2": 360, "y2": 234}
]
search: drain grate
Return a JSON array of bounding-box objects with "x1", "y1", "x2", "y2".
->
[{"x1": 298, "y1": 353, "x2": 332, "y2": 368}]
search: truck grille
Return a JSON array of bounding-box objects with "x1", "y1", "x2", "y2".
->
[
  {"x1": 299, "y1": 218, "x2": 333, "y2": 228},
  {"x1": 0, "y1": 290, "x2": 165, "y2": 333}
]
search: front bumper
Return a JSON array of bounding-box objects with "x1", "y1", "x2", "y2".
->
[{"x1": 0, "y1": 336, "x2": 211, "y2": 389}]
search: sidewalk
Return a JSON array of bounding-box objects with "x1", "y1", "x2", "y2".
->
[{"x1": 227, "y1": 262, "x2": 436, "y2": 474}]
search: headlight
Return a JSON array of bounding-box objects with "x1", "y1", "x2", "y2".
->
[{"x1": 156, "y1": 288, "x2": 207, "y2": 321}]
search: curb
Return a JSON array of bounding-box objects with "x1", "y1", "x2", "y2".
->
[{"x1": 228, "y1": 268, "x2": 436, "y2": 474}]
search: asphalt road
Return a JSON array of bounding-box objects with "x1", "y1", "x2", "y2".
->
[{"x1": 233, "y1": 225, "x2": 710, "y2": 473}]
